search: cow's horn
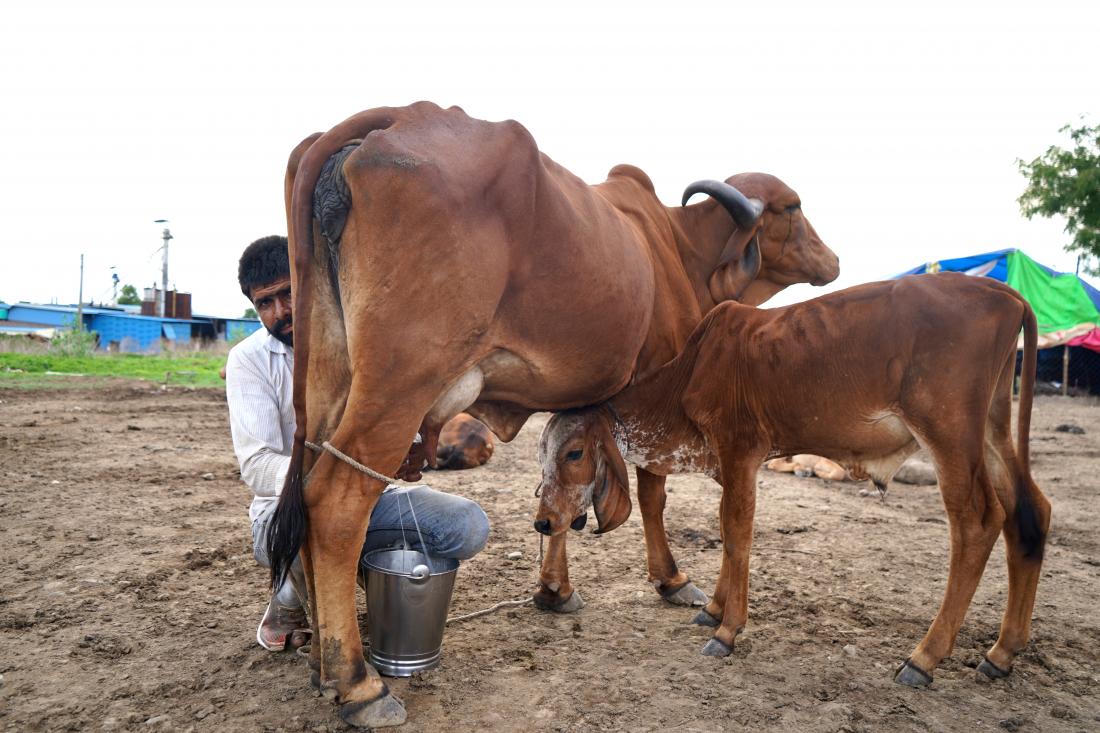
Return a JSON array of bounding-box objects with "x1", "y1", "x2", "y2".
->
[{"x1": 682, "y1": 180, "x2": 764, "y2": 229}]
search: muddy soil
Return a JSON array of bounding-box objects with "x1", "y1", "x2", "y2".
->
[{"x1": 1, "y1": 380, "x2": 1098, "y2": 732}]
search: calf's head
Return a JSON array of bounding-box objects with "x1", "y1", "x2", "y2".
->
[{"x1": 534, "y1": 409, "x2": 631, "y2": 537}]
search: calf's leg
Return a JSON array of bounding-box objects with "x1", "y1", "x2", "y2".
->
[
  {"x1": 981, "y1": 465, "x2": 1050, "y2": 677},
  {"x1": 637, "y1": 469, "x2": 707, "y2": 606},
  {"x1": 897, "y1": 450, "x2": 1004, "y2": 686},
  {"x1": 534, "y1": 533, "x2": 584, "y2": 612},
  {"x1": 701, "y1": 457, "x2": 758, "y2": 656}
]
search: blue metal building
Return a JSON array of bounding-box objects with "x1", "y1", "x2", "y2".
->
[{"x1": 0, "y1": 303, "x2": 261, "y2": 351}]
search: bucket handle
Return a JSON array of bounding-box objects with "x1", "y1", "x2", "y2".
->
[{"x1": 398, "y1": 486, "x2": 434, "y2": 580}]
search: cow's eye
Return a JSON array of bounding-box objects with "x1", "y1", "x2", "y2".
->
[{"x1": 565, "y1": 449, "x2": 583, "y2": 462}]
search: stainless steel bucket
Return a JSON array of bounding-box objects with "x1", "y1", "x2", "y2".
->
[{"x1": 363, "y1": 548, "x2": 459, "y2": 677}]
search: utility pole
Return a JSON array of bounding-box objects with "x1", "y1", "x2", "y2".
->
[
  {"x1": 155, "y1": 220, "x2": 172, "y2": 317},
  {"x1": 76, "y1": 253, "x2": 85, "y2": 331}
]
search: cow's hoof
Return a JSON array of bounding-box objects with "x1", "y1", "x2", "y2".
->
[
  {"x1": 661, "y1": 580, "x2": 709, "y2": 607},
  {"x1": 976, "y1": 656, "x2": 1011, "y2": 680},
  {"x1": 894, "y1": 659, "x2": 934, "y2": 687},
  {"x1": 690, "y1": 609, "x2": 721, "y2": 627},
  {"x1": 309, "y1": 670, "x2": 320, "y2": 692},
  {"x1": 700, "y1": 637, "x2": 733, "y2": 657},
  {"x1": 533, "y1": 590, "x2": 585, "y2": 613},
  {"x1": 340, "y1": 692, "x2": 407, "y2": 729}
]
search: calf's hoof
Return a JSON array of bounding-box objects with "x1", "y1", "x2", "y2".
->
[
  {"x1": 976, "y1": 656, "x2": 1011, "y2": 680},
  {"x1": 894, "y1": 658, "x2": 934, "y2": 688},
  {"x1": 700, "y1": 637, "x2": 733, "y2": 657},
  {"x1": 690, "y1": 609, "x2": 721, "y2": 628},
  {"x1": 661, "y1": 580, "x2": 708, "y2": 607},
  {"x1": 340, "y1": 691, "x2": 407, "y2": 729},
  {"x1": 533, "y1": 589, "x2": 585, "y2": 614}
]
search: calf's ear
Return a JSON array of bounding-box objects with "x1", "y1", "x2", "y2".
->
[{"x1": 592, "y1": 416, "x2": 632, "y2": 534}]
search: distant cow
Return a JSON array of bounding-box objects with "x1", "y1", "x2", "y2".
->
[
  {"x1": 765, "y1": 454, "x2": 850, "y2": 481},
  {"x1": 435, "y1": 413, "x2": 495, "y2": 470},
  {"x1": 268, "y1": 102, "x2": 838, "y2": 726},
  {"x1": 534, "y1": 273, "x2": 1050, "y2": 687}
]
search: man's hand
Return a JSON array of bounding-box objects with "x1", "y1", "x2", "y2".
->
[{"x1": 395, "y1": 438, "x2": 429, "y2": 482}]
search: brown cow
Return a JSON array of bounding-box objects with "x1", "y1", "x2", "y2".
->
[
  {"x1": 535, "y1": 169, "x2": 839, "y2": 613},
  {"x1": 534, "y1": 273, "x2": 1050, "y2": 687},
  {"x1": 435, "y1": 413, "x2": 495, "y2": 469},
  {"x1": 267, "y1": 102, "x2": 836, "y2": 727}
]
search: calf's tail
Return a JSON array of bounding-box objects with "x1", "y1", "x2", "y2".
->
[{"x1": 1013, "y1": 300, "x2": 1044, "y2": 559}]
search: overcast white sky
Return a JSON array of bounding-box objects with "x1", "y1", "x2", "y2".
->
[{"x1": 1, "y1": 0, "x2": 1096, "y2": 317}]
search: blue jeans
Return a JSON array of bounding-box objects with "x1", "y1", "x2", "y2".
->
[{"x1": 252, "y1": 485, "x2": 490, "y2": 607}]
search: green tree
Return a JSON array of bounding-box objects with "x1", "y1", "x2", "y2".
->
[
  {"x1": 117, "y1": 284, "x2": 142, "y2": 305},
  {"x1": 1017, "y1": 121, "x2": 1100, "y2": 274},
  {"x1": 243, "y1": 307, "x2": 258, "y2": 319}
]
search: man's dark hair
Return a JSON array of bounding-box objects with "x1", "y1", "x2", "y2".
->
[{"x1": 238, "y1": 235, "x2": 290, "y2": 298}]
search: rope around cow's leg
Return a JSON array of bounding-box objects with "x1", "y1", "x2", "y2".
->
[
  {"x1": 303, "y1": 439, "x2": 535, "y2": 625},
  {"x1": 305, "y1": 440, "x2": 413, "y2": 485}
]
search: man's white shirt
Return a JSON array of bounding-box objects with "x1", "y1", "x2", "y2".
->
[{"x1": 225, "y1": 328, "x2": 296, "y2": 523}]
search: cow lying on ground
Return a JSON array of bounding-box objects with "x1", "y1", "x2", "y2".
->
[
  {"x1": 765, "y1": 454, "x2": 850, "y2": 481},
  {"x1": 268, "y1": 102, "x2": 837, "y2": 727},
  {"x1": 533, "y1": 273, "x2": 1050, "y2": 686},
  {"x1": 434, "y1": 413, "x2": 495, "y2": 469}
]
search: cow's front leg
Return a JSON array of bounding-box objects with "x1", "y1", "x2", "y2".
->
[
  {"x1": 701, "y1": 458, "x2": 757, "y2": 657},
  {"x1": 534, "y1": 532, "x2": 584, "y2": 612},
  {"x1": 637, "y1": 469, "x2": 707, "y2": 607},
  {"x1": 305, "y1": 454, "x2": 406, "y2": 729}
]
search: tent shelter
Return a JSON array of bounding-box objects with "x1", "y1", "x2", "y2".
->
[
  {"x1": 899, "y1": 248, "x2": 1100, "y2": 352},
  {"x1": 898, "y1": 248, "x2": 1100, "y2": 394}
]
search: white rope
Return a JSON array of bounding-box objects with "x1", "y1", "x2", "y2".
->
[
  {"x1": 305, "y1": 440, "x2": 419, "y2": 485},
  {"x1": 304, "y1": 438, "x2": 536, "y2": 626},
  {"x1": 447, "y1": 598, "x2": 532, "y2": 624}
]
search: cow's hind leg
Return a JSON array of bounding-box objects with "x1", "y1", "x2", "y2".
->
[
  {"x1": 979, "y1": 413, "x2": 1051, "y2": 678},
  {"x1": 637, "y1": 469, "x2": 707, "y2": 607},
  {"x1": 303, "y1": 447, "x2": 407, "y2": 728},
  {"x1": 534, "y1": 533, "x2": 585, "y2": 613},
  {"x1": 897, "y1": 437, "x2": 1004, "y2": 686}
]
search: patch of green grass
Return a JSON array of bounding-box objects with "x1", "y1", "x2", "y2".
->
[{"x1": 0, "y1": 352, "x2": 227, "y2": 387}]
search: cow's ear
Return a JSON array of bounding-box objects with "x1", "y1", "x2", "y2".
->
[
  {"x1": 592, "y1": 415, "x2": 632, "y2": 534},
  {"x1": 708, "y1": 234, "x2": 762, "y2": 303}
]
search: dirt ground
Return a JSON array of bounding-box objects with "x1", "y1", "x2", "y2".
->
[{"x1": 1, "y1": 380, "x2": 1098, "y2": 733}]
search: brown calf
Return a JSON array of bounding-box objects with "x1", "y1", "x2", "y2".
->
[{"x1": 534, "y1": 273, "x2": 1050, "y2": 686}]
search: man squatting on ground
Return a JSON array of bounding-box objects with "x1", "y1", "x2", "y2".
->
[{"x1": 226, "y1": 235, "x2": 491, "y2": 651}]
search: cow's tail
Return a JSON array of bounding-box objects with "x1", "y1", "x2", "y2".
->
[
  {"x1": 1013, "y1": 298, "x2": 1044, "y2": 560},
  {"x1": 267, "y1": 108, "x2": 399, "y2": 591}
]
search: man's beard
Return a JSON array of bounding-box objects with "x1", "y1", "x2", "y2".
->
[{"x1": 266, "y1": 317, "x2": 293, "y2": 347}]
